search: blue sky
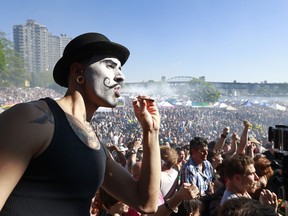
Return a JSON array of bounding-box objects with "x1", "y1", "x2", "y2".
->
[{"x1": 1, "y1": 0, "x2": 288, "y2": 83}]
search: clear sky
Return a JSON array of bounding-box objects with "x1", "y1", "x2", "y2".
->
[{"x1": 1, "y1": 0, "x2": 288, "y2": 83}]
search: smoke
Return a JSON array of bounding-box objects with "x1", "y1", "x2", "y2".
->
[{"x1": 122, "y1": 82, "x2": 183, "y2": 99}]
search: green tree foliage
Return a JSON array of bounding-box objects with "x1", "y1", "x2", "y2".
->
[
  {"x1": 0, "y1": 41, "x2": 6, "y2": 73},
  {"x1": 0, "y1": 36, "x2": 8, "y2": 85},
  {"x1": 0, "y1": 32, "x2": 28, "y2": 87},
  {"x1": 188, "y1": 78, "x2": 221, "y2": 102}
]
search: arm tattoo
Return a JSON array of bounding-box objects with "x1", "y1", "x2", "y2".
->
[{"x1": 29, "y1": 105, "x2": 54, "y2": 124}]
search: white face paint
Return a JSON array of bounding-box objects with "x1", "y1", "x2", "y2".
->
[{"x1": 83, "y1": 56, "x2": 125, "y2": 108}]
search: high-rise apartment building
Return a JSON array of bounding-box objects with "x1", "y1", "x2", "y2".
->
[
  {"x1": 48, "y1": 34, "x2": 71, "y2": 72},
  {"x1": 13, "y1": 19, "x2": 49, "y2": 75},
  {"x1": 13, "y1": 19, "x2": 71, "y2": 77}
]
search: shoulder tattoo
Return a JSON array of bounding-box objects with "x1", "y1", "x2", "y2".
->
[{"x1": 29, "y1": 105, "x2": 54, "y2": 124}]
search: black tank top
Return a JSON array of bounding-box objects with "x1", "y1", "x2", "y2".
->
[{"x1": 1, "y1": 98, "x2": 107, "y2": 216}]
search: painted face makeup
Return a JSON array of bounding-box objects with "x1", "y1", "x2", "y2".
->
[{"x1": 103, "y1": 77, "x2": 118, "y2": 88}]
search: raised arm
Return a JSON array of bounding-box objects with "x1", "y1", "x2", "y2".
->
[
  {"x1": 126, "y1": 139, "x2": 142, "y2": 173},
  {"x1": 0, "y1": 101, "x2": 53, "y2": 211},
  {"x1": 102, "y1": 96, "x2": 161, "y2": 214},
  {"x1": 213, "y1": 127, "x2": 229, "y2": 153},
  {"x1": 224, "y1": 133, "x2": 239, "y2": 157},
  {"x1": 150, "y1": 183, "x2": 199, "y2": 216},
  {"x1": 237, "y1": 120, "x2": 251, "y2": 154},
  {"x1": 106, "y1": 144, "x2": 127, "y2": 167}
]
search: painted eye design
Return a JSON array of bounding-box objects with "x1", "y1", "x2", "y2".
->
[{"x1": 106, "y1": 63, "x2": 114, "y2": 69}]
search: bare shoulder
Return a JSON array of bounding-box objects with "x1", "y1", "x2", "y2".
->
[
  {"x1": 0, "y1": 100, "x2": 55, "y2": 208},
  {"x1": 0, "y1": 100, "x2": 54, "y2": 157}
]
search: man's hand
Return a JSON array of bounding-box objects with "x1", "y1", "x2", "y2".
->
[
  {"x1": 177, "y1": 183, "x2": 200, "y2": 200},
  {"x1": 243, "y1": 120, "x2": 252, "y2": 129},
  {"x1": 132, "y1": 95, "x2": 160, "y2": 131},
  {"x1": 259, "y1": 189, "x2": 278, "y2": 212},
  {"x1": 222, "y1": 127, "x2": 230, "y2": 137}
]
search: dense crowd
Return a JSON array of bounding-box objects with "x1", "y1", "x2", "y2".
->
[
  {"x1": 92, "y1": 98, "x2": 288, "y2": 149},
  {"x1": 1, "y1": 87, "x2": 288, "y2": 215},
  {"x1": 0, "y1": 87, "x2": 63, "y2": 106},
  {"x1": 1, "y1": 87, "x2": 288, "y2": 146}
]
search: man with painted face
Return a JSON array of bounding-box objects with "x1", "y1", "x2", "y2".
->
[{"x1": 0, "y1": 33, "x2": 161, "y2": 216}]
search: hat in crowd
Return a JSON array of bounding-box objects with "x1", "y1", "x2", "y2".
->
[
  {"x1": 53, "y1": 32, "x2": 130, "y2": 87},
  {"x1": 249, "y1": 137, "x2": 260, "y2": 144}
]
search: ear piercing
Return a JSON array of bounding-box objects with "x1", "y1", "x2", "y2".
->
[{"x1": 77, "y1": 76, "x2": 85, "y2": 84}]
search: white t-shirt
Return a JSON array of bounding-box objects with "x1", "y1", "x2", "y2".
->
[{"x1": 160, "y1": 168, "x2": 179, "y2": 198}]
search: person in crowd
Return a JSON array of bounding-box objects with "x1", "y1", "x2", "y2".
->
[
  {"x1": 107, "y1": 144, "x2": 127, "y2": 167},
  {"x1": 213, "y1": 127, "x2": 230, "y2": 154},
  {"x1": 213, "y1": 127, "x2": 239, "y2": 159},
  {"x1": 181, "y1": 137, "x2": 214, "y2": 196},
  {"x1": 237, "y1": 120, "x2": 251, "y2": 155},
  {"x1": 249, "y1": 137, "x2": 266, "y2": 154},
  {"x1": 220, "y1": 154, "x2": 259, "y2": 205},
  {"x1": 152, "y1": 182, "x2": 200, "y2": 216},
  {"x1": 220, "y1": 154, "x2": 278, "y2": 212},
  {"x1": 0, "y1": 32, "x2": 161, "y2": 215},
  {"x1": 207, "y1": 150, "x2": 223, "y2": 172},
  {"x1": 160, "y1": 146, "x2": 179, "y2": 199},
  {"x1": 174, "y1": 198, "x2": 203, "y2": 216},
  {"x1": 180, "y1": 136, "x2": 215, "y2": 216},
  {"x1": 94, "y1": 188, "x2": 130, "y2": 216},
  {"x1": 126, "y1": 138, "x2": 143, "y2": 173},
  {"x1": 175, "y1": 147, "x2": 187, "y2": 172},
  {"x1": 262, "y1": 145, "x2": 284, "y2": 199},
  {"x1": 218, "y1": 197, "x2": 278, "y2": 216},
  {"x1": 124, "y1": 161, "x2": 200, "y2": 216},
  {"x1": 207, "y1": 150, "x2": 223, "y2": 193},
  {"x1": 249, "y1": 154, "x2": 274, "y2": 200},
  {"x1": 171, "y1": 199, "x2": 203, "y2": 216}
]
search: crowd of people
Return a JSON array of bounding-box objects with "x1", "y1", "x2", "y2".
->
[
  {"x1": 92, "y1": 118, "x2": 287, "y2": 215},
  {"x1": 1, "y1": 86, "x2": 288, "y2": 147},
  {"x1": 0, "y1": 87, "x2": 63, "y2": 106},
  {"x1": 1, "y1": 86, "x2": 287, "y2": 215},
  {"x1": 90, "y1": 97, "x2": 288, "y2": 215},
  {"x1": 90, "y1": 96, "x2": 288, "y2": 149}
]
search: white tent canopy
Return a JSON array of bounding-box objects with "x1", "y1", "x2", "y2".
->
[
  {"x1": 158, "y1": 101, "x2": 175, "y2": 108},
  {"x1": 270, "y1": 103, "x2": 286, "y2": 111},
  {"x1": 184, "y1": 100, "x2": 193, "y2": 107}
]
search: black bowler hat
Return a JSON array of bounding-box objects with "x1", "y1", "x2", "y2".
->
[{"x1": 53, "y1": 32, "x2": 130, "y2": 87}]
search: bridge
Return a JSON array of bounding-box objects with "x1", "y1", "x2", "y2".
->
[{"x1": 166, "y1": 76, "x2": 195, "y2": 82}]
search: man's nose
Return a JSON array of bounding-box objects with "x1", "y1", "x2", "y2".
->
[
  {"x1": 114, "y1": 70, "x2": 125, "y2": 82},
  {"x1": 254, "y1": 172, "x2": 260, "y2": 180}
]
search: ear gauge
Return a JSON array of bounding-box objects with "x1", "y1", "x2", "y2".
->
[{"x1": 76, "y1": 76, "x2": 85, "y2": 84}]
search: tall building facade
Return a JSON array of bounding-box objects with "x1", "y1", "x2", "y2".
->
[
  {"x1": 47, "y1": 34, "x2": 71, "y2": 72},
  {"x1": 13, "y1": 19, "x2": 71, "y2": 77}
]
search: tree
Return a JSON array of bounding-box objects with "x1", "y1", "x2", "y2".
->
[
  {"x1": 187, "y1": 78, "x2": 221, "y2": 102},
  {"x1": 0, "y1": 32, "x2": 28, "y2": 87},
  {"x1": 0, "y1": 41, "x2": 6, "y2": 73},
  {"x1": 0, "y1": 36, "x2": 8, "y2": 85}
]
